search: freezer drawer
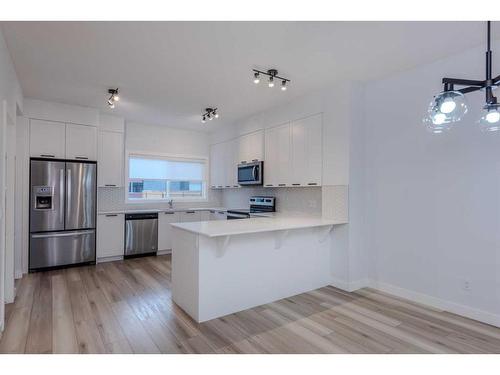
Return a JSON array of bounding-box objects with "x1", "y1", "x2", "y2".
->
[
  {"x1": 125, "y1": 214, "x2": 158, "y2": 257},
  {"x1": 29, "y1": 229, "x2": 96, "y2": 270}
]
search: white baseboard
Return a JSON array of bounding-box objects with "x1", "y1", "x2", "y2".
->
[
  {"x1": 157, "y1": 249, "x2": 172, "y2": 256},
  {"x1": 371, "y1": 281, "x2": 500, "y2": 328},
  {"x1": 330, "y1": 277, "x2": 373, "y2": 292},
  {"x1": 332, "y1": 278, "x2": 500, "y2": 328}
]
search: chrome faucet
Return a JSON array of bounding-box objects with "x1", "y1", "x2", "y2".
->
[{"x1": 168, "y1": 199, "x2": 174, "y2": 209}]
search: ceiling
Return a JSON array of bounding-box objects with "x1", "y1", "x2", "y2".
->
[{"x1": 1, "y1": 21, "x2": 497, "y2": 132}]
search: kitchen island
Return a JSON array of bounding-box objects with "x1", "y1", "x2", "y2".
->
[{"x1": 170, "y1": 215, "x2": 347, "y2": 322}]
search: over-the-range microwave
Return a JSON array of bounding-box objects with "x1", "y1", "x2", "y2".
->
[{"x1": 237, "y1": 161, "x2": 263, "y2": 186}]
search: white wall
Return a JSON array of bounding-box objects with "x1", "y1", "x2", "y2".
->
[
  {"x1": 361, "y1": 41, "x2": 500, "y2": 325},
  {"x1": 0, "y1": 28, "x2": 23, "y2": 333}
]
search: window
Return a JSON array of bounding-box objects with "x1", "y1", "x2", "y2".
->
[{"x1": 127, "y1": 154, "x2": 207, "y2": 201}]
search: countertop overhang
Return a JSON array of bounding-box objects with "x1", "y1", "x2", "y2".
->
[{"x1": 170, "y1": 215, "x2": 347, "y2": 237}]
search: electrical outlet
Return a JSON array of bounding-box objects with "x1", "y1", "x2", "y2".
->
[{"x1": 462, "y1": 279, "x2": 471, "y2": 292}]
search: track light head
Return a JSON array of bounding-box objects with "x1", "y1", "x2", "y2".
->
[
  {"x1": 253, "y1": 72, "x2": 260, "y2": 84},
  {"x1": 202, "y1": 116, "x2": 206, "y2": 123},
  {"x1": 281, "y1": 80, "x2": 287, "y2": 91},
  {"x1": 268, "y1": 76, "x2": 274, "y2": 88}
]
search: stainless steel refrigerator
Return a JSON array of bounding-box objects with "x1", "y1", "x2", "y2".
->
[{"x1": 29, "y1": 159, "x2": 97, "y2": 271}]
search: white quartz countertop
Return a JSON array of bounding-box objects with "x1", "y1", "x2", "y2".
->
[
  {"x1": 98, "y1": 207, "x2": 228, "y2": 215},
  {"x1": 170, "y1": 215, "x2": 347, "y2": 237}
]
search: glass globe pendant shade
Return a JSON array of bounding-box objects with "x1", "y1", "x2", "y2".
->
[
  {"x1": 478, "y1": 103, "x2": 500, "y2": 132},
  {"x1": 424, "y1": 90, "x2": 468, "y2": 133}
]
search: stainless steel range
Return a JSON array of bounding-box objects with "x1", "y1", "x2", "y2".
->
[
  {"x1": 29, "y1": 158, "x2": 97, "y2": 271},
  {"x1": 226, "y1": 196, "x2": 276, "y2": 219}
]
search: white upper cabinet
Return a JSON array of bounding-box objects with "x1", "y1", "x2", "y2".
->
[
  {"x1": 29, "y1": 119, "x2": 66, "y2": 159},
  {"x1": 65, "y1": 123, "x2": 98, "y2": 161},
  {"x1": 264, "y1": 123, "x2": 291, "y2": 187},
  {"x1": 237, "y1": 130, "x2": 264, "y2": 164},
  {"x1": 225, "y1": 139, "x2": 239, "y2": 188},
  {"x1": 98, "y1": 130, "x2": 124, "y2": 187},
  {"x1": 290, "y1": 114, "x2": 323, "y2": 187},
  {"x1": 29, "y1": 119, "x2": 98, "y2": 161},
  {"x1": 210, "y1": 142, "x2": 225, "y2": 188}
]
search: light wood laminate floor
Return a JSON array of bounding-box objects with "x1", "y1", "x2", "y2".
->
[{"x1": 1, "y1": 255, "x2": 499, "y2": 354}]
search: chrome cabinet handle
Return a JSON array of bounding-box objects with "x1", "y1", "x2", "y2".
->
[
  {"x1": 75, "y1": 156, "x2": 89, "y2": 160},
  {"x1": 278, "y1": 184, "x2": 286, "y2": 186},
  {"x1": 164, "y1": 212, "x2": 175, "y2": 215},
  {"x1": 105, "y1": 184, "x2": 116, "y2": 187},
  {"x1": 105, "y1": 214, "x2": 118, "y2": 217},
  {"x1": 292, "y1": 183, "x2": 301, "y2": 186},
  {"x1": 41, "y1": 154, "x2": 55, "y2": 158},
  {"x1": 307, "y1": 182, "x2": 318, "y2": 186}
]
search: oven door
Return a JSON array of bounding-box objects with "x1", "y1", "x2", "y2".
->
[{"x1": 237, "y1": 162, "x2": 263, "y2": 185}]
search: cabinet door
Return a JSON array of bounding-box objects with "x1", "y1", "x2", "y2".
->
[
  {"x1": 97, "y1": 214, "x2": 124, "y2": 259},
  {"x1": 98, "y1": 130, "x2": 124, "y2": 187},
  {"x1": 264, "y1": 123, "x2": 291, "y2": 187},
  {"x1": 180, "y1": 211, "x2": 201, "y2": 222},
  {"x1": 200, "y1": 211, "x2": 211, "y2": 221},
  {"x1": 158, "y1": 212, "x2": 180, "y2": 250},
  {"x1": 29, "y1": 119, "x2": 66, "y2": 159},
  {"x1": 210, "y1": 143, "x2": 225, "y2": 189},
  {"x1": 225, "y1": 139, "x2": 239, "y2": 188},
  {"x1": 66, "y1": 123, "x2": 98, "y2": 161},
  {"x1": 238, "y1": 130, "x2": 264, "y2": 164},
  {"x1": 291, "y1": 114, "x2": 322, "y2": 186}
]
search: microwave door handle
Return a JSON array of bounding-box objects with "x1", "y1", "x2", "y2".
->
[{"x1": 252, "y1": 165, "x2": 257, "y2": 181}]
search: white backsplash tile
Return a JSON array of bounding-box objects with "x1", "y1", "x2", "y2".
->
[
  {"x1": 221, "y1": 187, "x2": 322, "y2": 215},
  {"x1": 98, "y1": 187, "x2": 223, "y2": 212}
]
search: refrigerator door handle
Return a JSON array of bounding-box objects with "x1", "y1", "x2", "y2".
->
[
  {"x1": 31, "y1": 230, "x2": 95, "y2": 239},
  {"x1": 59, "y1": 168, "x2": 65, "y2": 225},
  {"x1": 66, "y1": 168, "x2": 71, "y2": 221}
]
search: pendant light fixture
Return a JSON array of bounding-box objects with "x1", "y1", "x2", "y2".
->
[{"x1": 424, "y1": 21, "x2": 500, "y2": 133}]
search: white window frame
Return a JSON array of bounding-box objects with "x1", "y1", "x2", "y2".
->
[{"x1": 125, "y1": 151, "x2": 209, "y2": 203}]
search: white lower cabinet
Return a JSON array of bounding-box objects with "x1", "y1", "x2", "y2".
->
[
  {"x1": 200, "y1": 211, "x2": 211, "y2": 221},
  {"x1": 210, "y1": 210, "x2": 227, "y2": 220},
  {"x1": 179, "y1": 210, "x2": 202, "y2": 222},
  {"x1": 97, "y1": 214, "x2": 124, "y2": 260},
  {"x1": 158, "y1": 211, "x2": 180, "y2": 251}
]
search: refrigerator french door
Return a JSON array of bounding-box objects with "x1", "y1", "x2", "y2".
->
[{"x1": 29, "y1": 159, "x2": 97, "y2": 271}]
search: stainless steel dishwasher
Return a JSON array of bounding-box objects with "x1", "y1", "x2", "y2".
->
[{"x1": 124, "y1": 212, "x2": 158, "y2": 258}]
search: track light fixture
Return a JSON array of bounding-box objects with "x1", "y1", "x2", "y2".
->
[
  {"x1": 201, "y1": 108, "x2": 219, "y2": 124},
  {"x1": 424, "y1": 21, "x2": 500, "y2": 133},
  {"x1": 252, "y1": 69, "x2": 290, "y2": 91},
  {"x1": 107, "y1": 88, "x2": 120, "y2": 109}
]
